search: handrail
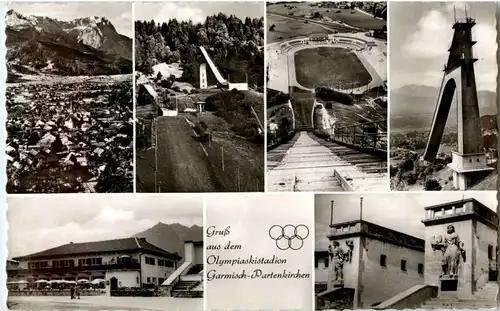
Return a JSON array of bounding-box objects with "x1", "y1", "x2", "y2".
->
[
  {"x1": 162, "y1": 261, "x2": 192, "y2": 286},
  {"x1": 329, "y1": 119, "x2": 387, "y2": 152}
]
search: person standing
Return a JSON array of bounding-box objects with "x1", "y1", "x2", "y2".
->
[
  {"x1": 76, "y1": 285, "x2": 80, "y2": 299},
  {"x1": 70, "y1": 285, "x2": 75, "y2": 300}
]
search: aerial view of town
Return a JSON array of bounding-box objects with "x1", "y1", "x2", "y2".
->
[
  {"x1": 266, "y1": 1, "x2": 388, "y2": 192},
  {"x1": 135, "y1": 2, "x2": 265, "y2": 192},
  {"x1": 389, "y1": 2, "x2": 497, "y2": 191},
  {"x1": 5, "y1": 3, "x2": 133, "y2": 193}
]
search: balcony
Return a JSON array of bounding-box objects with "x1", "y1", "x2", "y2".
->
[
  {"x1": 327, "y1": 221, "x2": 361, "y2": 239},
  {"x1": 13, "y1": 260, "x2": 141, "y2": 275},
  {"x1": 422, "y1": 199, "x2": 498, "y2": 229}
]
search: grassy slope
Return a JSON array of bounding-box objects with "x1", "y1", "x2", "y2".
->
[
  {"x1": 267, "y1": 4, "x2": 385, "y2": 29},
  {"x1": 267, "y1": 14, "x2": 335, "y2": 43}
]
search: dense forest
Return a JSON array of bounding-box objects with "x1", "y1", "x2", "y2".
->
[{"x1": 135, "y1": 14, "x2": 264, "y2": 87}]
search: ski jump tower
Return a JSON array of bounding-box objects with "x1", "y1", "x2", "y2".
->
[
  {"x1": 199, "y1": 46, "x2": 248, "y2": 91},
  {"x1": 423, "y1": 11, "x2": 493, "y2": 190}
]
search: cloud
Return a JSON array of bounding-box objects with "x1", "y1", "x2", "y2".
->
[
  {"x1": 94, "y1": 206, "x2": 135, "y2": 224},
  {"x1": 7, "y1": 195, "x2": 203, "y2": 258},
  {"x1": 473, "y1": 22, "x2": 497, "y2": 91},
  {"x1": 154, "y1": 3, "x2": 206, "y2": 24},
  {"x1": 402, "y1": 10, "x2": 453, "y2": 59}
]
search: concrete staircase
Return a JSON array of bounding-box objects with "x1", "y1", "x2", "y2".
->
[
  {"x1": 171, "y1": 280, "x2": 203, "y2": 298},
  {"x1": 421, "y1": 282, "x2": 498, "y2": 309}
]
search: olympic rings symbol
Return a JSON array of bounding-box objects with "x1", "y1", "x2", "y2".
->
[{"x1": 269, "y1": 224, "x2": 309, "y2": 251}]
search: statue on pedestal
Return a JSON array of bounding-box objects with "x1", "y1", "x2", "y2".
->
[
  {"x1": 332, "y1": 241, "x2": 345, "y2": 282},
  {"x1": 431, "y1": 225, "x2": 466, "y2": 277},
  {"x1": 328, "y1": 240, "x2": 354, "y2": 284}
]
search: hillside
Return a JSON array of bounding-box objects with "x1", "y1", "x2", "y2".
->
[
  {"x1": 204, "y1": 89, "x2": 264, "y2": 138},
  {"x1": 6, "y1": 9, "x2": 132, "y2": 76},
  {"x1": 135, "y1": 14, "x2": 264, "y2": 87},
  {"x1": 133, "y1": 222, "x2": 203, "y2": 261},
  {"x1": 391, "y1": 84, "x2": 497, "y2": 132}
]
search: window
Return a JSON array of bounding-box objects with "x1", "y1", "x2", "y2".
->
[
  {"x1": 159, "y1": 278, "x2": 165, "y2": 285},
  {"x1": 152, "y1": 277, "x2": 157, "y2": 284},
  {"x1": 488, "y1": 245, "x2": 494, "y2": 260},
  {"x1": 418, "y1": 264, "x2": 424, "y2": 274},
  {"x1": 137, "y1": 277, "x2": 139, "y2": 284},
  {"x1": 380, "y1": 255, "x2": 387, "y2": 267},
  {"x1": 28, "y1": 261, "x2": 48, "y2": 269},
  {"x1": 78, "y1": 258, "x2": 102, "y2": 266},
  {"x1": 52, "y1": 260, "x2": 74, "y2": 268},
  {"x1": 147, "y1": 277, "x2": 151, "y2": 283},
  {"x1": 314, "y1": 258, "x2": 318, "y2": 268},
  {"x1": 401, "y1": 260, "x2": 407, "y2": 271},
  {"x1": 145, "y1": 257, "x2": 156, "y2": 265},
  {"x1": 324, "y1": 258, "x2": 329, "y2": 268},
  {"x1": 165, "y1": 260, "x2": 174, "y2": 268}
]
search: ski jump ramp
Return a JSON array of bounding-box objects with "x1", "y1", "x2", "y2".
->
[
  {"x1": 199, "y1": 46, "x2": 228, "y2": 86},
  {"x1": 199, "y1": 46, "x2": 248, "y2": 90}
]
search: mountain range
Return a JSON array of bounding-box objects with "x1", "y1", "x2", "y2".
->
[
  {"x1": 132, "y1": 222, "x2": 203, "y2": 261},
  {"x1": 390, "y1": 84, "x2": 497, "y2": 133},
  {"x1": 5, "y1": 9, "x2": 132, "y2": 77}
]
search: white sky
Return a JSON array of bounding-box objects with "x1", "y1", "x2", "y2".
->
[
  {"x1": 7, "y1": 195, "x2": 203, "y2": 259},
  {"x1": 315, "y1": 192, "x2": 497, "y2": 250},
  {"x1": 7, "y1": 2, "x2": 133, "y2": 38},
  {"x1": 390, "y1": 2, "x2": 497, "y2": 91},
  {"x1": 135, "y1": 2, "x2": 264, "y2": 24}
]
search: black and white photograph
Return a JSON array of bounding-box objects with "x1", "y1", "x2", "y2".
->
[
  {"x1": 266, "y1": 1, "x2": 388, "y2": 192},
  {"x1": 315, "y1": 192, "x2": 497, "y2": 310},
  {"x1": 135, "y1": 1, "x2": 265, "y2": 193},
  {"x1": 205, "y1": 193, "x2": 314, "y2": 310},
  {"x1": 4, "y1": 3, "x2": 134, "y2": 193},
  {"x1": 6, "y1": 195, "x2": 204, "y2": 311},
  {"x1": 390, "y1": 2, "x2": 497, "y2": 191}
]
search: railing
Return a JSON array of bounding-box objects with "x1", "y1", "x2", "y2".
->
[
  {"x1": 331, "y1": 119, "x2": 387, "y2": 153},
  {"x1": 454, "y1": 17, "x2": 476, "y2": 24},
  {"x1": 8, "y1": 289, "x2": 105, "y2": 296},
  {"x1": 14, "y1": 260, "x2": 141, "y2": 274},
  {"x1": 267, "y1": 129, "x2": 295, "y2": 150}
]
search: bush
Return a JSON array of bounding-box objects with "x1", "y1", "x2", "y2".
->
[
  {"x1": 425, "y1": 179, "x2": 442, "y2": 191},
  {"x1": 402, "y1": 172, "x2": 417, "y2": 185},
  {"x1": 399, "y1": 159, "x2": 414, "y2": 172}
]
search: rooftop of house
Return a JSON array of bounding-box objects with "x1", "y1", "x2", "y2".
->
[{"x1": 12, "y1": 237, "x2": 181, "y2": 262}]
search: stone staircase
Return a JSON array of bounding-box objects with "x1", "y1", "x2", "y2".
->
[
  {"x1": 267, "y1": 131, "x2": 387, "y2": 191},
  {"x1": 421, "y1": 282, "x2": 498, "y2": 309},
  {"x1": 171, "y1": 280, "x2": 203, "y2": 298}
]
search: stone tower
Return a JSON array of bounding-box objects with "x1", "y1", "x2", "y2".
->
[
  {"x1": 199, "y1": 63, "x2": 208, "y2": 89},
  {"x1": 422, "y1": 198, "x2": 498, "y2": 298},
  {"x1": 422, "y1": 15, "x2": 493, "y2": 189}
]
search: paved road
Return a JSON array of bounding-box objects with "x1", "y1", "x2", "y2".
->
[
  {"x1": 8, "y1": 296, "x2": 202, "y2": 311},
  {"x1": 154, "y1": 116, "x2": 222, "y2": 192}
]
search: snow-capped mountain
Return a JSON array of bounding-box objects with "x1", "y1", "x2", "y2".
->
[{"x1": 5, "y1": 10, "x2": 132, "y2": 77}]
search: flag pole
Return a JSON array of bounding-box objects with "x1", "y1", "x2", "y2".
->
[{"x1": 359, "y1": 197, "x2": 363, "y2": 222}]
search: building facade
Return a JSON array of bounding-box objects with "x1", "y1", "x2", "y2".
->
[
  {"x1": 316, "y1": 220, "x2": 425, "y2": 309},
  {"x1": 7, "y1": 237, "x2": 181, "y2": 292},
  {"x1": 422, "y1": 198, "x2": 498, "y2": 298}
]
